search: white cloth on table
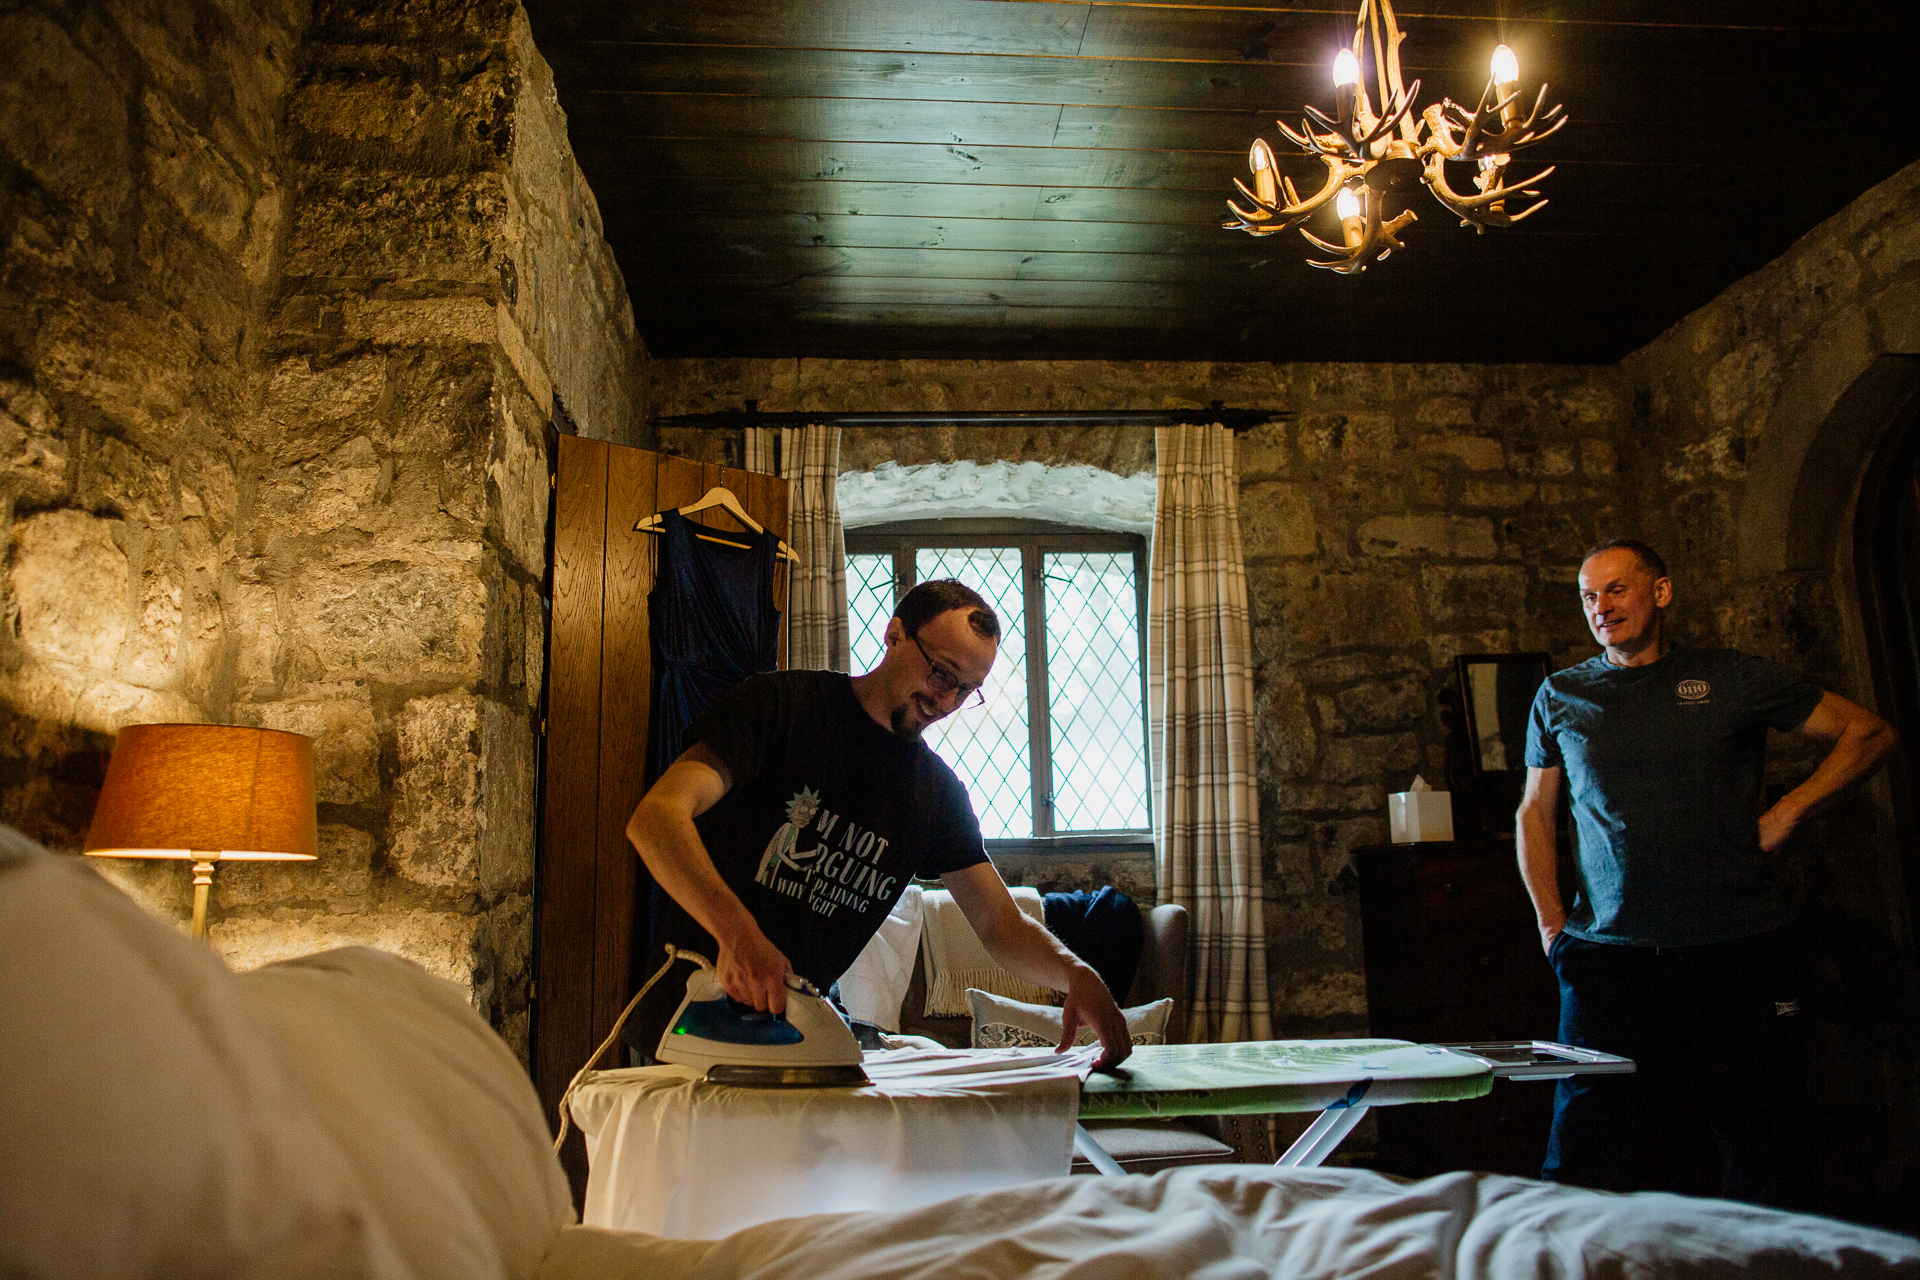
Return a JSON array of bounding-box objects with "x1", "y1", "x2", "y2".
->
[
  {"x1": 836, "y1": 883, "x2": 924, "y2": 1032},
  {"x1": 567, "y1": 1045, "x2": 1097, "y2": 1240},
  {"x1": 918, "y1": 886, "x2": 1056, "y2": 1015}
]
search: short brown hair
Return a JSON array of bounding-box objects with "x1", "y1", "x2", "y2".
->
[
  {"x1": 895, "y1": 578, "x2": 1000, "y2": 642},
  {"x1": 1582, "y1": 538, "x2": 1668, "y2": 580}
]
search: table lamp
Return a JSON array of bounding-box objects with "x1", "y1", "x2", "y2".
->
[{"x1": 84, "y1": 724, "x2": 318, "y2": 940}]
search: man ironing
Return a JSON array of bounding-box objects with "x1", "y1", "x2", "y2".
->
[
  {"x1": 1517, "y1": 539, "x2": 1895, "y2": 1204},
  {"x1": 624, "y1": 578, "x2": 1134, "y2": 1069}
]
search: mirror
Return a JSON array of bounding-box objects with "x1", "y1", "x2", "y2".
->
[{"x1": 1455, "y1": 653, "x2": 1550, "y2": 775}]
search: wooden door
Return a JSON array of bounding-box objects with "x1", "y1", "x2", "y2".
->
[{"x1": 534, "y1": 437, "x2": 789, "y2": 1198}]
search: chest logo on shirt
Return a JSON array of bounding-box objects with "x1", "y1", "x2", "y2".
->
[
  {"x1": 753, "y1": 786, "x2": 898, "y2": 918},
  {"x1": 1676, "y1": 679, "x2": 1711, "y2": 702}
]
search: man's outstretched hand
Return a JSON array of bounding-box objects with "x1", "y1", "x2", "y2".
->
[{"x1": 1056, "y1": 963, "x2": 1133, "y2": 1071}]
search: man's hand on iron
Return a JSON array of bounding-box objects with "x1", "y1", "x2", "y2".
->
[
  {"x1": 1058, "y1": 963, "x2": 1132, "y2": 1071},
  {"x1": 716, "y1": 925, "x2": 794, "y2": 1015}
]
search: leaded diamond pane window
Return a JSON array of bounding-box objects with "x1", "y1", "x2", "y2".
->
[
  {"x1": 1044, "y1": 552, "x2": 1149, "y2": 832},
  {"x1": 846, "y1": 553, "x2": 893, "y2": 677},
  {"x1": 842, "y1": 522, "x2": 1151, "y2": 850}
]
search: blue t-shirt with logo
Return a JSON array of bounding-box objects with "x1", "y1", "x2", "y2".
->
[{"x1": 1524, "y1": 647, "x2": 1824, "y2": 947}]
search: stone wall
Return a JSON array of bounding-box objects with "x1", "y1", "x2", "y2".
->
[
  {"x1": 1, "y1": 0, "x2": 643, "y2": 1065},
  {"x1": 1620, "y1": 158, "x2": 1920, "y2": 1224},
  {"x1": 648, "y1": 358, "x2": 1635, "y2": 1031}
]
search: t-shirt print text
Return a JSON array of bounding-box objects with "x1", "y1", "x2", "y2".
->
[
  {"x1": 753, "y1": 786, "x2": 899, "y2": 919},
  {"x1": 1676, "y1": 678, "x2": 1712, "y2": 706}
]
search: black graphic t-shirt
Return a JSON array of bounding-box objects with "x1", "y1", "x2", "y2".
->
[{"x1": 659, "y1": 668, "x2": 989, "y2": 986}]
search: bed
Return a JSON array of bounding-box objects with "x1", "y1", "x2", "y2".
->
[{"x1": 4, "y1": 823, "x2": 1916, "y2": 1280}]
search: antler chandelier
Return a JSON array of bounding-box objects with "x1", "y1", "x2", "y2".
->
[{"x1": 1224, "y1": 0, "x2": 1566, "y2": 274}]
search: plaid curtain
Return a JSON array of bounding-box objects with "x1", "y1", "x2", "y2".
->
[
  {"x1": 745, "y1": 424, "x2": 850, "y2": 672},
  {"x1": 1148, "y1": 422, "x2": 1272, "y2": 1044}
]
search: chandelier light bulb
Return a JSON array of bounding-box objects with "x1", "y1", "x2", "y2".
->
[
  {"x1": 1490, "y1": 44, "x2": 1519, "y2": 86},
  {"x1": 1335, "y1": 186, "x2": 1362, "y2": 221},
  {"x1": 1333, "y1": 49, "x2": 1360, "y2": 87}
]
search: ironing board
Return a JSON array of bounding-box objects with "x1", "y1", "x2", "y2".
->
[{"x1": 1071, "y1": 1038, "x2": 1634, "y2": 1175}]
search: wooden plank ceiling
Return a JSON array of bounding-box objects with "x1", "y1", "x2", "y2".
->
[{"x1": 523, "y1": 1, "x2": 1917, "y2": 364}]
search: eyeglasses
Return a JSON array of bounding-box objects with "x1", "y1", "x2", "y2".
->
[{"x1": 908, "y1": 630, "x2": 986, "y2": 708}]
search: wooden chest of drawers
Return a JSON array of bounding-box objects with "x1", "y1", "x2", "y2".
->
[{"x1": 1356, "y1": 840, "x2": 1561, "y2": 1179}]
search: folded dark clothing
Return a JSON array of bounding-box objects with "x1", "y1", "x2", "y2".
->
[{"x1": 1044, "y1": 887, "x2": 1143, "y2": 1004}]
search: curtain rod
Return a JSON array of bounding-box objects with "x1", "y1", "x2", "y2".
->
[{"x1": 652, "y1": 401, "x2": 1291, "y2": 434}]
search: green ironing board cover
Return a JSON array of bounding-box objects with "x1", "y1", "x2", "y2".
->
[{"x1": 1077, "y1": 1039, "x2": 1493, "y2": 1119}]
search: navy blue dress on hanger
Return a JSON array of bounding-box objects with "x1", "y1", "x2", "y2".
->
[{"x1": 645, "y1": 508, "x2": 784, "y2": 785}]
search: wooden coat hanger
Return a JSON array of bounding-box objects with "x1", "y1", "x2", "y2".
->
[{"x1": 634, "y1": 485, "x2": 801, "y2": 564}]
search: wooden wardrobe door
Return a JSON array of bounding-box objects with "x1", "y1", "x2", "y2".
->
[{"x1": 535, "y1": 437, "x2": 789, "y2": 1200}]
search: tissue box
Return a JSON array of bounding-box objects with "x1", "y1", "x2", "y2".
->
[{"x1": 1388, "y1": 790, "x2": 1453, "y2": 844}]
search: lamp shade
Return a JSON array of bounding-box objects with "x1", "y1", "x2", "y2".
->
[{"x1": 84, "y1": 724, "x2": 318, "y2": 862}]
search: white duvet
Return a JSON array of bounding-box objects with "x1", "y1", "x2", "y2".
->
[{"x1": 541, "y1": 1163, "x2": 1920, "y2": 1280}]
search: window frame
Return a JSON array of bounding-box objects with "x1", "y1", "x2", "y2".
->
[{"x1": 846, "y1": 517, "x2": 1154, "y2": 857}]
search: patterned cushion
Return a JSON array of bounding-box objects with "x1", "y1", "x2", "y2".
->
[{"x1": 968, "y1": 988, "x2": 1173, "y2": 1050}]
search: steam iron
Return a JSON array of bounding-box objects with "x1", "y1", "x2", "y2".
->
[{"x1": 656, "y1": 968, "x2": 870, "y2": 1088}]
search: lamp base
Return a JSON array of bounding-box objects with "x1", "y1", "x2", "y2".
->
[{"x1": 190, "y1": 858, "x2": 215, "y2": 941}]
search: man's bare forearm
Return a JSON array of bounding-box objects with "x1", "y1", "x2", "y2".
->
[
  {"x1": 627, "y1": 799, "x2": 761, "y2": 956},
  {"x1": 1516, "y1": 799, "x2": 1565, "y2": 951}
]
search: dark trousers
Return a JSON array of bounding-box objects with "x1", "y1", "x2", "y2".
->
[{"x1": 1544, "y1": 929, "x2": 1804, "y2": 1207}]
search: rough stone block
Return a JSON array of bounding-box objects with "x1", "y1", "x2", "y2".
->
[
  {"x1": 1423, "y1": 564, "x2": 1531, "y2": 626},
  {"x1": 1312, "y1": 732, "x2": 1420, "y2": 784},
  {"x1": 141, "y1": 86, "x2": 253, "y2": 255},
  {"x1": 118, "y1": 561, "x2": 183, "y2": 686},
  {"x1": 1256, "y1": 567, "x2": 1422, "y2": 648},
  {"x1": 0, "y1": 9, "x2": 132, "y2": 221},
  {"x1": 73, "y1": 680, "x2": 204, "y2": 734},
  {"x1": 492, "y1": 372, "x2": 550, "y2": 577},
  {"x1": 256, "y1": 435, "x2": 385, "y2": 535},
  {"x1": 215, "y1": 822, "x2": 374, "y2": 908},
  {"x1": 1357, "y1": 515, "x2": 1497, "y2": 559},
  {"x1": 178, "y1": 448, "x2": 239, "y2": 542},
  {"x1": 1460, "y1": 478, "x2": 1537, "y2": 508},
  {"x1": 287, "y1": 550, "x2": 485, "y2": 685},
  {"x1": 10, "y1": 510, "x2": 129, "y2": 670},
  {"x1": 1239, "y1": 481, "x2": 1318, "y2": 558},
  {"x1": 35, "y1": 299, "x2": 200, "y2": 449},
  {"x1": 480, "y1": 701, "x2": 535, "y2": 896},
  {"x1": 260, "y1": 353, "x2": 388, "y2": 460},
  {"x1": 1254, "y1": 673, "x2": 1317, "y2": 780},
  {"x1": 1414, "y1": 397, "x2": 1477, "y2": 430},
  {"x1": 523, "y1": 580, "x2": 546, "y2": 699},
  {"x1": 386, "y1": 348, "x2": 493, "y2": 458},
  {"x1": 344, "y1": 297, "x2": 496, "y2": 348},
  {"x1": 239, "y1": 686, "x2": 380, "y2": 804},
  {"x1": 229, "y1": 581, "x2": 281, "y2": 697},
  {"x1": 1331, "y1": 675, "x2": 1433, "y2": 734},
  {"x1": 1708, "y1": 340, "x2": 1780, "y2": 427},
  {"x1": 78, "y1": 434, "x2": 175, "y2": 527},
  {"x1": 389, "y1": 692, "x2": 482, "y2": 890},
  {"x1": 0, "y1": 380, "x2": 71, "y2": 503},
  {"x1": 283, "y1": 170, "x2": 504, "y2": 285},
  {"x1": 1499, "y1": 513, "x2": 1589, "y2": 563}
]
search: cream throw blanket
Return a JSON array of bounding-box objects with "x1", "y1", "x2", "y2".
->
[{"x1": 919, "y1": 887, "x2": 1059, "y2": 1016}]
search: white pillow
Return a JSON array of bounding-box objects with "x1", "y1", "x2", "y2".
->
[
  {"x1": 967, "y1": 988, "x2": 1173, "y2": 1050},
  {"x1": 0, "y1": 826, "x2": 404, "y2": 1280},
  {"x1": 836, "y1": 883, "x2": 924, "y2": 1032},
  {"x1": 238, "y1": 947, "x2": 576, "y2": 1280}
]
